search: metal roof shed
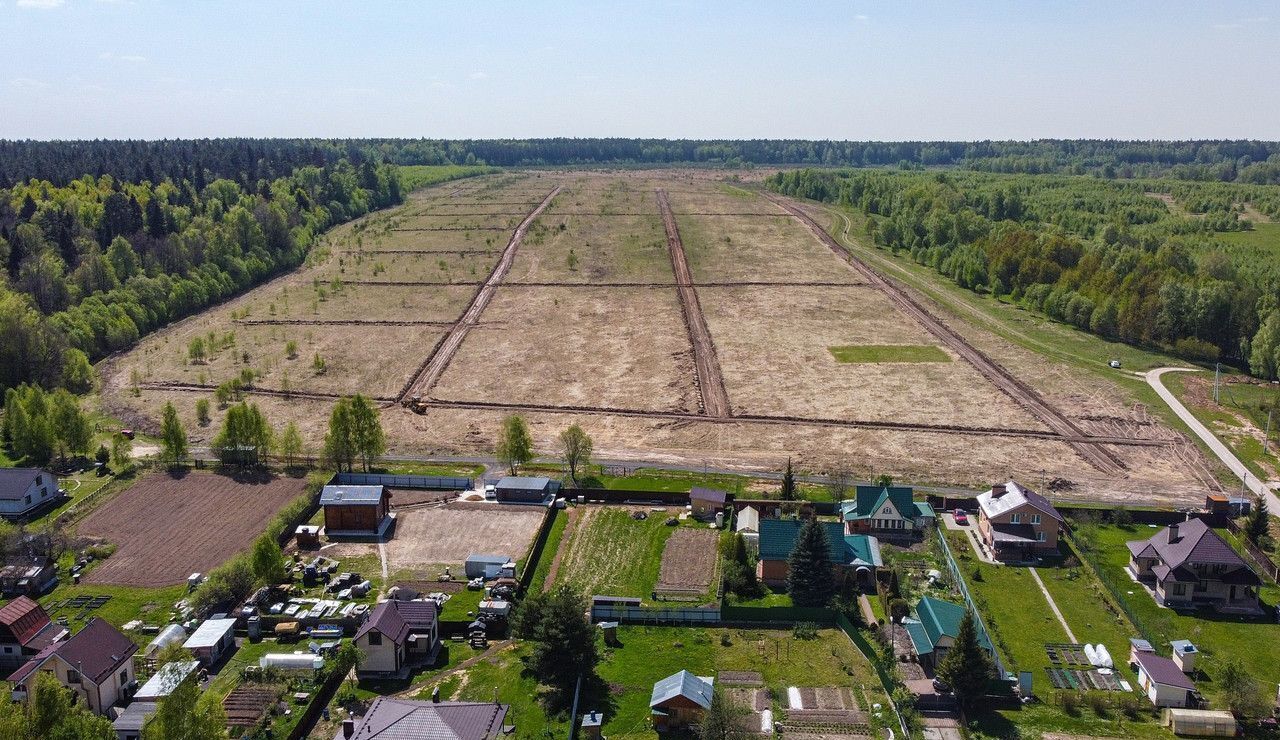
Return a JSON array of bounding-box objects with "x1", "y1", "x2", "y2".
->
[
  {"x1": 183, "y1": 617, "x2": 237, "y2": 665},
  {"x1": 319, "y1": 485, "x2": 385, "y2": 505}
]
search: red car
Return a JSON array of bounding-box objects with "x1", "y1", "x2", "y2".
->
[{"x1": 953, "y1": 509, "x2": 969, "y2": 525}]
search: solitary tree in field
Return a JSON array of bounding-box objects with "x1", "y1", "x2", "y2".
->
[
  {"x1": 212, "y1": 401, "x2": 270, "y2": 468},
  {"x1": 787, "y1": 518, "x2": 835, "y2": 607},
  {"x1": 559, "y1": 424, "x2": 592, "y2": 483},
  {"x1": 278, "y1": 422, "x2": 304, "y2": 470},
  {"x1": 194, "y1": 398, "x2": 211, "y2": 427},
  {"x1": 159, "y1": 401, "x2": 188, "y2": 468},
  {"x1": 348, "y1": 394, "x2": 385, "y2": 472},
  {"x1": 1220, "y1": 659, "x2": 1269, "y2": 719},
  {"x1": 324, "y1": 399, "x2": 356, "y2": 472},
  {"x1": 497, "y1": 414, "x2": 533, "y2": 474},
  {"x1": 935, "y1": 609, "x2": 993, "y2": 709},
  {"x1": 780, "y1": 457, "x2": 797, "y2": 500}
]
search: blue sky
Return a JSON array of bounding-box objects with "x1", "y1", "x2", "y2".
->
[{"x1": 1, "y1": 1, "x2": 1276, "y2": 140}]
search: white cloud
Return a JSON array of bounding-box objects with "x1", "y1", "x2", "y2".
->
[
  {"x1": 16, "y1": 0, "x2": 65, "y2": 8},
  {"x1": 469, "y1": 71, "x2": 488, "y2": 80},
  {"x1": 854, "y1": 14, "x2": 868, "y2": 21},
  {"x1": 10, "y1": 77, "x2": 49, "y2": 89},
  {"x1": 99, "y1": 52, "x2": 148, "y2": 63}
]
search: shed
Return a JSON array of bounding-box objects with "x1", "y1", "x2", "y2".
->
[
  {"x1": 294, "y1": 525, "x2": 320, "y2": 548},
  {"x1": 134, "y1": 659, "x2": 200, "y2": 702},
  {"x1": 465, "y1": 553, "x2": 514, "y2": 580},
  {"x1": 182, "y1": 617, "x2": 237, "y2": 665},
  {"x1": 1163, "y1": 708, "x2": 1237, "y2": 737},
  {"x1": 1128, "y1": 637, "x2": 1154, "y2": 665},
  {"x1": 320, "y1": 485, "x2": 393, "y2": 536},
  {"x1": 112, "y1": 701, "x2": 156, "y2": 740},
  {"x1": 650, "y1": 670, "x2": 714, "y2": 732},
  {"x1": 1135, "y1": 652, "x2": 1196, "y2": 708},
  {"x1": 1170, "y1": 640, "x2": 1198, "y2": 674},
  {"x1": 581, "y1": 710, "x2": 603, "y2": 740},
  {"x1": 494, "y1": 476, "x2": 557, "y2": 503},
  {"x1": 690, "y1": 487, "x2": 728, "y2": 518}
]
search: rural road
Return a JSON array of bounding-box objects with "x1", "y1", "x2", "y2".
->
[{"x1": 1145, "y1": 367, "x2": 1280, "y2": 518}]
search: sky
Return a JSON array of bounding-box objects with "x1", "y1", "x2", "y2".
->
[{"x1": 1, "y1": 1, "x2": 1277, "y2": 141}]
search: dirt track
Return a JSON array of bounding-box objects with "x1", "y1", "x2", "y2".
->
[
  {"x1": 400, "y1": 185, "x2": 563, "y2": 402},
  {"x1": 765, "y1": 193, "x2": 1128, "y2": 476},
  {"x1": 658, "y1": 189, "x2": 732, "y2": 417}
]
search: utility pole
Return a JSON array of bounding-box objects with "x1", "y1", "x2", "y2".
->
[
  {"x1": 1267, "y1": 409, "x2": 1273, "y2": 454},
  {"x1": 1214, "y1": 363, "x2": 1221, "y2": 404}
]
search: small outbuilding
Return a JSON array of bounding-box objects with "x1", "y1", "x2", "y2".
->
[
  {"x1": 1163, "y1": 708, "x2": 1237, "y2": 737},
  {"x1": 1135, "y1": 652, "x2": 1197, "y2": 708},
  {"x1": 182, "y1": 617, "x2": 237, "y2": 666},
  {"x1": 1170, "y1": 640, "x2": 1198, "y2": 674},
  {"x1": 494, "y1": 476, "x2": 557, "y2": 503},
  {"x1": 465, "y1": 554, "x2": 514, "y2": 580},
  {"x1": 143, "y1": 624, "x2": 187, "y2": 659},
  {"x1": 294, "y1": 525, "x2": 320, "y2": 549},
  {"x1": 134, "y1": 659, "x2": 200, "y2": 703},
  {"x1": 320, "y1": 485, "x2": 393, "y2": 537},
  {"x1": 690, "y1": 487, "x2": 728, "y2": 519},
  {"x1": 734, "y1": 506, "x2": 760, "y2": 554},
  {"x1": 112, "y1": 701, "x2": 156, "y2": 740},
  {"x1": 651, "y1": 670, "x2": 714, "y2": 732}
]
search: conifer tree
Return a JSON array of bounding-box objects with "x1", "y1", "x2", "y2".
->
[{"x1": 787, "y1": 518, "x2": 835, "y2": 607}]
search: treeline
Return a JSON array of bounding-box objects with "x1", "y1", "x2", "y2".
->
[
  {"x1": 0, "y1": 158, "x2": 403, "y2": 393},
  {"x1": 5, "y1": 139, "x2": 1280, "y2": 187},
  {"x1": 767, "y1": 168, "x2": 1280, "y2": 375}
]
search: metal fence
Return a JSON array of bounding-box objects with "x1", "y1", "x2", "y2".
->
[
  {"x1": 935, "y1": 526, "x2": 1005, "y2": 676},
  {"x1": 589, "y1": 603, "x2": 722, "y2": 624},
  {"x1": 1224, "y1": 517, "x2": 1280, "y2": 584},
  {"x1": 331, "y1": 472, "x2": 473, "y2": 490}
]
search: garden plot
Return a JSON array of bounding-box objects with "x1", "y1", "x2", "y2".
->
[
  {"x1": 383, "y1": 503, "x2": 545, "y2": 571},
  {"x1": 676, "y1": 212, "x2": 869, "y2": 284},
  {"x1": 655, "y1": 527, "x2": 719, "y2": 598},
  {"x1": 700, "y1": 285, "x2": 1049, "y2": 429},
  {"x1": 432, "y1": 285, "x2": 700, "y2": 413},
  {"x1": 505, "y1": 212, "x2": 673, "y2": 284},
  {"x1": 552, "y1": 507, "x2": 681, "y2": 597}
]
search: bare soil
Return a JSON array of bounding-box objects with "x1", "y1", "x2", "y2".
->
[
  {"x1": 383, "y1": 503, "x2": 545, "y2": 569},
  {"x1": 656, "y1": 527, "x2": 718, "y2": 592},
  {"x1": 78, "y1": 472, "x2": 306, "y2": 587}
]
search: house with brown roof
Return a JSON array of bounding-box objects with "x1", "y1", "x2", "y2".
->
[
  {"x1": 354, "y1": 600, "x2": 440, "y2": 678},
  {"x1": 975, "y1": 481, "x2": 1064, "y2": 561},
  {"x1": 1127, "y1": 518, "x2": 1262, "y2": 614},
  {"x1": 0, "y1": 596, "x2": 67, "y2": 671},
  {"x1": 1134, "y1": 652, "x2": 1198, "y2": 708},
  {"x1": 7, "y1": 617, "x2": 138, "y2": 715},
  {"x1": 336, "y1": 697, "x2": 509, "y2": 740}
]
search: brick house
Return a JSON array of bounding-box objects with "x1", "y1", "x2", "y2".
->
[
  {"x1": 756, "y1": 519, "x2": 882, "y2": 590},
  {"x1": 975, "y1": 481, "x2": 1063, "y2": 560},
  {"x1": 1127, "y1": 518, "x2": 1261, "y2": 614}
]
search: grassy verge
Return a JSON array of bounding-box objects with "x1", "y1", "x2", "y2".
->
[
  {"x1": 527, "y1": 508, "x2": 568, "y2": 592},
  {"x1": 828, "y1": 344, "x2": 951, "y2": 363}
]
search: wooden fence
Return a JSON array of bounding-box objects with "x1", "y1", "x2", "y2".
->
[{"x1": 1223, "y1": 517, "x2": 1280, "y2": 584}]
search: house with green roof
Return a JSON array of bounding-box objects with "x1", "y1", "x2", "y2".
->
[
  {"x1": 840, "y1": 485, "x2": 935, "y2": 541},
  {"x1": 756, "y1": 518, "x2": 882, "y2": 590},
  {"x1": 902, "y1": 596, "x2": 995, "y2": 671}
]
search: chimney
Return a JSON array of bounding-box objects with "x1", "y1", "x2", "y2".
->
[
  {"x1": 342, "y1": 718, "x2": 356, "y2": 739},
  {"x1": 991, "y1": 483, "x2": 1007, "y2": 498},
  {"x1": 1168, "y1": 523, "x2": 1180, "y2": 542}
]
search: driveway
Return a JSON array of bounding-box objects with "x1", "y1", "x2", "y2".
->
[{"x1": 1145, "y1": 367, "x2": 1280, "y2": 518}]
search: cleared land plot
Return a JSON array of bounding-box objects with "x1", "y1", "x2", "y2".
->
[
  {"x1": 828, "y1": 345, "x2": 952, "y2": 363},
  {"x1": 340, "y1": 224, "x2": 508, "y2": 253},
  {"x1": 552, "y1": 507, "x2": 680, "y2": 597},
  {"x1": 656, "y1": 527, "x2": 718, "y2": 595},
  {"x1": 549, "y1": 178, "x2": 662, "y2": 215},
  {"x1": 677, "y1": 212, "x2": 868, "y2": 284},
  {"x1": 667, "y1": 183, "x2": 789, "y2": 215},
  {"x1": 432, "y1": 286, "x2": 700, "y2": 413},
  {"x1": 313, "y1": 250, "x2": 499, "y2": 284},
  {"x1": 506, "y1": 212, "x2": 673, "y2": 284},
  {"x1": 234, "y1": 283, "x2": 476, "y2": 323},
  {"x1": 700, "y1": 286, "x2": 1047, "y2": 429},
  {"x1": 78, "y1": 473, "x2": 305, "y2": 587},
  {"x1": 126, "y1": 322, "x2": 445, "y2": 398},
  {"x1": 383, "y1": 503, "x2": 545, "y2": 570}
]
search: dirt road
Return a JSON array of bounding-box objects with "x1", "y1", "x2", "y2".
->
[
  {"x1": 657, "y1": 189, "x2": 732, "y2": 417},
  {"x1": 765, "y1": 193, "x2": 1128, "y2": 476},
  {"x1": 400, "y1": 186, "x2": 563, "y2": 402}
]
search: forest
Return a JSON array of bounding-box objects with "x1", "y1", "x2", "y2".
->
[
  {"x1": 4, "y1": 138, "x2": 1280, "y2": 188},
  {"x1": 767, "y1": 168, "x2": 1280, "y2": 376},
  {"x1": 0, "y1": 158, "x2": 406, "y2": 394}
]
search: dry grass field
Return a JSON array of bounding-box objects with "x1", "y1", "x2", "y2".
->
[
  {"x1": 99, "y1": 170, "x2": 1215, "y2": 506},
  {"x1": 384, "y1": 503, "x2": 545, "y2": 570}
]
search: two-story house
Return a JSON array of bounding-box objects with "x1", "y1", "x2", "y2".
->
[
  {"x1": 975, "y1": 481, "x2": 1064, "y2": 561},
  {"x1": 840, "y1": 485, "x2": 935, "y2": 541},
  {"x1": 7, "y1": 617, "x2": 137, "y2": 715},
  {"x1": 354, "y1": 600, "x2": 440, "y2": 678},
  {"x1": 0, "y1": 596, "x2": 66, "y2": 671},
  {"x1": 1127, "y1": 518, "x2": 1261, "y2": 614},
  {"x1": 0, "y1": 469, "x2": 61, "y2": 520}
]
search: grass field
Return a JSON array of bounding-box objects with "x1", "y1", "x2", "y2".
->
[
  {"x1": 553, "y1": 507, "x2": 684, "y2": 597},
  {"x1": 828, "y1": 344, "x2": 952, "y2": 363}
]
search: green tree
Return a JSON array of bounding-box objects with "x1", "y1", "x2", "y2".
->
[
  {"x1": 0, "y1": 672, "x2": 114, "y2": 740},
  {"x1": 1245, "y1": 498, "x2": 1270, "y2": 543},
  {"x1": 524, "y1": 585, "x2": 599, "y2": 707},
  {"x1": 558, "y1": 424, "x2": 592, "y2": 483},
  {"x1": 348, "y1": 394, "x2": 385, "y2": 472},
  {"x1": 187, "y1": 337, "x2": 206, "y2": 364},
  {"x1": 1220, "y1": 659, "x2": 1269, "y2": 719},
  {"x1": 324, "y1": 398, "x2": 356, "y2": 472},
  {"x1": 278, "y1": 421, "x2": 304, "y2": 470},
  {"x1": 699, "y1": 687, "x2": 751, "y2": 740},
  {"x1": 111, "y1": 432, "x2": 133, "y2": 474},
  {"x1": 780, "y1": 457, "x2": 797, "y2": 500},
  {"x1": 160, "y1": 401, "x2": 188, "y2": 468},
  {"x1": 935, "y1": 609, "x2": 993, "y2": 709},
  {"x1": 195, "y1": 398, "x2": 211, "y2": 427},
  {"x1": 786, "y1": 519, "x2": 835, "y2": 607},
  {"x1": 250, "y1": 532, "x2": 286, "y2": 585},
  {"x1": 213, "y1": 402, "x2": 270, "y2": 468},
  {"x1": 141, "y1": 672, "x2": 228, "y2": 740},
  {"x1": 49, "y1": 389, "x2": 92, "y2": 460},
  {"x1": 723, "y1": 533, "x2": 761, "y2": 598},
  {"x1": 105, "y1": 235, "x2": 141, "y2": 282},
  {"x1": 496, "y1": 414, "x2": 533, "y2": 474},
  {"x1": 61, "y1": 348, "x2": 95, "y2": 393}
]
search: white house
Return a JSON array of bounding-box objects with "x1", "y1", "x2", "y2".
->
[
  {"x1": 354, "y1": 600, "x2": 440, "y2": 678},
  {"x1": 1135, "y1": 652, "x2": 1197, "y2": 708},
  {"x1": 0, "y1": 469, "x2": 59, "y2": 519}
]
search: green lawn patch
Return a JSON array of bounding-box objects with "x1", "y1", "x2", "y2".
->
[
  {"x1": 552, "y1": 508, "x2": 680, "y2": 597},
  {"x1": 828, "y1": 344, "x2": 951, "y2": 363},
  {"x1": 527, "y1": 508, "x2": 568, "y2": 592},
  {"x1": 39, "y1": 582, "x2": 188, "y2": 639}
]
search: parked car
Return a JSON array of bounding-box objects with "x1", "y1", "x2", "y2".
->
[
  {"x1": 484, "y1": 484, "x2": 497, "y2": 500},
  {"x1": 932, "y1": 678, "x2": 952, "y2": 694},
  {"x1": 953, "y1": 509, "x2": 968, "y2": 525},
  {"x1": 1109, "y1": 359, "x2": 1122, "y2": 368}
]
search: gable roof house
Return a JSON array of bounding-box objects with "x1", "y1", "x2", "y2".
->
[
  {"x1": 841, "y1": 485, "x2": 934, "y2": 540},
  {"x1": 903, "y1": 596, "x2": 995, "y2": 670},
  {"x1": 354, "y1": 600, "x2": 440, "y2": 678},
  {"x1": 0, "y1": 469, "x2": 62, "y2": 520},
  {"x1": 7, "y1": 617, "x2": 138, "y2": 715},
  {"x1": 336, "y1": 697, "x2": 510, "y2": 740},
  {"x1": 650, "y1": 670, "x2": 714, "y2": 732},
  {"x1": 0, "y1": 596, "x2": 67, "y2": 671},
  {"x1": 320, "y1": 485, "x2": 394, "y2": 538},
  {"x1": 1134, "y1": 652, "x2": 1198, "y2": 708},
  {"x1": 975, "y1": 481, "x2": 1064, "y2": 561},
  {"x1": 689, "y1": 487, "x2": 729, "y2": 518},
  {"x1": 756, "y1": 519, "x2": 882, "y2": 589},
  {"x1": 1127, "y1": 518, "x2": 1262, "y2": 614},
  {"x1": 0, "y1": 556, "x2": 59, "y2": 598}
]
